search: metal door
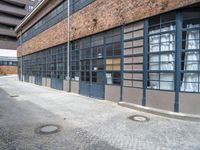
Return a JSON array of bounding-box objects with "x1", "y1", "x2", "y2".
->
[
  {"x1": 51, "y1": 76, "x2": 63, "y2": 90},
  {"x1": 80, "y1": 60, "x2": 105, "y2": 99},
  {"x1": 35, "y1": 75, "x2": 42, "y2": 85},
  {"x1": 24, "y1": 75, "x2": 29, "y2": 82},
  {"x1": 79, "y1": 35, "x2": 105, "y2": 99},
  {"x1": 80, "y1": 59, "x2": 90, "y2": 96},
  {"x1": 51, "y1": 46, "x2": 64, "y2": 90}
]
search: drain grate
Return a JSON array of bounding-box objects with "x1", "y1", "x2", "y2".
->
[
  {"x1": 128, "y1": 115, "x2": 150, "y2": 122},
  {"x1": 10, "y1": 95, "x2": 19, "y2": 98},
  {"x1": 35, "y1": 124, "x2": 61, "y2": 135}
]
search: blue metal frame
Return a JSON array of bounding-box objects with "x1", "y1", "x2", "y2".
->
[
  {"x1": 120, "y1": 26, "x2": 124, "y2": 102},
  {"x1": 78, "y1": 40, "x2": 81, "y2": 94},
  {"x1": 143, "y1": 20, "x2": 149, "y2": 106},
  {"x1": 62, "y1": 44, "x2": 65, "y2": 90},
  {"x1": 20, "y1": 7, "x2": 200, "y2": 110},
  {"x1": 71, "y1": 0, "x2": 95, "y2": 13},
  {"x1": 79, "y1": 33, "x2": 105, "y2": 99},
  {"x1": 69, "y1": 42, "x2": 72, "y2": 92},
  {"x1": 103, "y1": 31, "x2": 107, "y2": 98},
  {"x1": 19, "y1": 0, "x2": 96, "y2": 45},
  {"x1": 174, "y1": 12, "x2": 182, "y2": 112},
  {"x1": 147, "y1": 13, "x2": 176, "y2": 92}
]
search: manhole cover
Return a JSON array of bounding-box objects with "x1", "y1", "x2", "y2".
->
[
  {"x1": 35, "y1": 124, "x2": 61, "y2": 135},
  {"x1": 10, "y1": 95, "x2": 19, "y2": 98},
  {"x1": 128, "y1": 115, "x2": 150, "y2": 122}
]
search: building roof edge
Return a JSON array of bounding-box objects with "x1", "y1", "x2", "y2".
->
[{"x1": 15, "y1": 0, "x2": 49, "y2": 33}]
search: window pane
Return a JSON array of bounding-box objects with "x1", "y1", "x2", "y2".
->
[{"x1": 148, "y1": 14, "x2": 175, "y2": 91}]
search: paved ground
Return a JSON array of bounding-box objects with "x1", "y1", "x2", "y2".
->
[{"x1": 0, "y1": 76, "x2": 200, "y2": 150}]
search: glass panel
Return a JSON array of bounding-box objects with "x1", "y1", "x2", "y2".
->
[
  {"x1": 124, "y1": 73, "x2": 132, "y2": 79},
  {"x1": 133, "y1": 81, "x2": 143, "y2": 88},
  {"x1": 124, "y1": 80, "x2": 133, "y2": 86},
  {"x1": 123, "y1": 21, "x2": 144, "y2": 88},
  {"x1": 181, "y1": 18, "x2": 200, "y2": 92},
  {"x1": 124, "y1": 57, "x2": 133, "y2": 63},
  {"x1": 124, "y1": 48, "x2": 133, "y2": 55},
  {"x1": 124, "y1": 32, "x2": 133, "y2": 40}
]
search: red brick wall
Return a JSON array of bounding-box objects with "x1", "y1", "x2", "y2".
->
[
  {"x1": 18, "y1": 19, "x2": 68, "y2": 56},
  {"x1": 0, "y1": 66, "x2": 17, "y2": 75},
  {"x1": 17, "y1": 0, "x2": 200, "y2": 57}
]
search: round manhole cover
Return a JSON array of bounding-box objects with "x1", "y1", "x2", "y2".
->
[
  {"x1": 35, "y1": 124, "x2": 61, "y2": 135},
  {"x1": 128, "y1": 115, "x2": 150, "y2": 122}
]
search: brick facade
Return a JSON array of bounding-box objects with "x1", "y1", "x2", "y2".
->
[
  {"x1": 18, "y1": 19, "x2": 68, "y2": 56},
  {"x1": 0, "y1": 66, "x2": 17, "y2": 75},
  {"x1": 17, "y1": 0, "x2": 200, "y2": 57}
]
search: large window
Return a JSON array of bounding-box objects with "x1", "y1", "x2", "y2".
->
[
  {"x1": 46, "y1": 50, "x2": 51, "y2": 78},
  {"x1": 20, "y1": 1, "x2": 69, "y2": 44},
  {"x1": 51, "y1": 46, "x2": 64, "y2": 80},
  {"x1": 35, "y1": 52, "x2": 43, "y2": 77},
  {"x1": 19, "y1": 0, "x2": 96, "y2": 45},
  {"x1": 22, "y1": 56, "x2": 30, "y2": 77},
  {"x1": 80, "y1": 37, "x2": 91, "y2": 82},
  {"x1": 181, "y1": 11, "x2": 200, "y2": 92},
  {"x1": 31, "y1": 54, "x2": 37, "y2": 77},
  {"x1": 71, "y1": 41, "x2": 80, "y2": 81},
  {"x1": 123, "y1": 21, "x2": 144, "y2": 88},
  {"x1": 91, "y1": 33, "x2": 104, "y2": 83},
  {"x1": 0, "y1": 60, "x2": 18, "y2": 66},
  {"x1": 148, "y1": 12, "x2": 176, "y2": 91},
  {"x1": 71, "y1": 0, "x2": 95, "y2": 12},
  {"x1": 42, "y1": 51, "x2": 47, "y2": 78},
  {"x1": 105, "y1": 28, "x2": 122, "y2": 85}
]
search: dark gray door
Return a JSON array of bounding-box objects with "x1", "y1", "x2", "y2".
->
[
  {"x1": 79, "y1": 48, "x2": 105, "y2": 99},
  {"x1": 51, "y1": 46, "x2": 64, "y2": 90}
]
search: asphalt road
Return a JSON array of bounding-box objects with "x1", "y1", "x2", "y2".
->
[{"x1": 0, "y1": 76, "x2": 200, "y2": 150}]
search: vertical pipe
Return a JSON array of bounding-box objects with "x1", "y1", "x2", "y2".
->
[
  {"x1": 67, "y1": 0, "x2": 70, "y2": 92},
  {"x1": 20, "y1": 30, "x2": 23, "y2": 81}
]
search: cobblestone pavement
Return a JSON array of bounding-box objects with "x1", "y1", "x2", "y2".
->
[{"x1": 0, "y1": 76, "x2": 200, "y2": 150}]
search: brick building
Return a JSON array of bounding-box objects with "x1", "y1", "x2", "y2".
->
[
  {"x1": 0, "y1": 0, "x2": 39, "y2": 75},
  {"x1": 16, "y1": 0, "x2": 200, "y2": 115}
]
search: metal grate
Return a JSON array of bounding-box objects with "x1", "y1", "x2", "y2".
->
[{"x1": 10, "y1": 95, "x2": 19, "y2": 98}]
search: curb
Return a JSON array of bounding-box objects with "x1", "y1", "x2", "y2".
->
[
  {"x1": 0, "y1": 75, "x2": 17, "y2": 78},
  {"x1": 118, "y1": 102, "x2": 200, "y2": 122}
]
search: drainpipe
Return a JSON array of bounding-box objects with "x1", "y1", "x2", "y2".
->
[
  {"x1": 67, "y1": 0, "x2": 70, "y2": 92},
  {"x1": 20, "y1": 30, "x2": 23, "y2": 81}
]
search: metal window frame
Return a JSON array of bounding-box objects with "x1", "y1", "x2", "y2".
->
[
  {"x1": 147, "y1": 13, "x2": 176, "y2": 92},
  {"x1": 18, "y1": 0, "x2": 96, "y2": 45}
]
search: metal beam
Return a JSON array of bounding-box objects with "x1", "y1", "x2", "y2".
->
[{"x1": 174, "y1": 12, "x2": 182, "y2": 112}]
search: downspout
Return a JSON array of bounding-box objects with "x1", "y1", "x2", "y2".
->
[
  {"x1": 20, "y1": 30, "x2": 23, "y2": 81},
  {"x1": 67, "y1": 0, "x2": 70, "y2": 92}
]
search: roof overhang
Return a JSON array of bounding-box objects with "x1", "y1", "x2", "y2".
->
[{"x1": 15, "y1": 0, "x2": 49, "y2": 33}]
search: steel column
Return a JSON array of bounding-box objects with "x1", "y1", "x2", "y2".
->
[
  {"x1": 120, "y1": 26, "x2": 124, "y2": 102},
  {"x1": 174, "y1": 12, "x2": 182, "y2": 112},
  {"x1": 67, "y1": 0, "x2": 71, "y2": 92},
  {"x1": 143, "y1": 20, "x2": 148, "y2": 106}
]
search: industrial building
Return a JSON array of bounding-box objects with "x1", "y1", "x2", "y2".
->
[
  {"x1": 16, "y1": 0, "x2": 200, "y2": 115},
  {"x1": 0, "y1": 0, "x2": 39, "y2": 75}
]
